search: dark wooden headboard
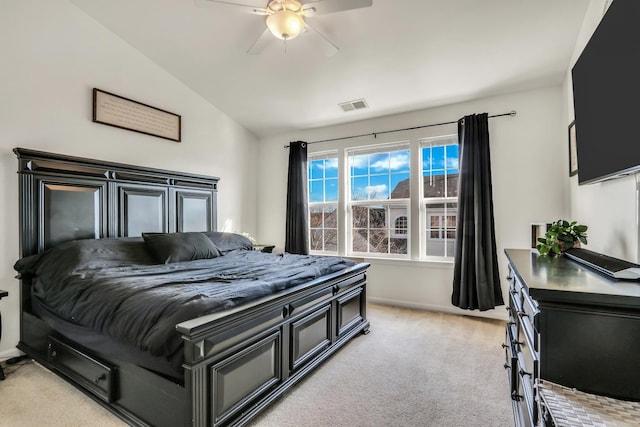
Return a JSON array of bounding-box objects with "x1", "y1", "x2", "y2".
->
[{"x1": 15, "y1": 148, "x2": 219, "y2": 258}]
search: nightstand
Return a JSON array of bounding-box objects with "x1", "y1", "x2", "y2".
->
[
  {"x1": 253, "y1": 244, "x2": 275, "y2": 253},
  {"x1": 0, "y1": 289, "x2": 7, "y2": 381}
]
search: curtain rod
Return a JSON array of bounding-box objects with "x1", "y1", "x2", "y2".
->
[{"x1": 283, "y1": 110, "x2": 517, "y2": 148}]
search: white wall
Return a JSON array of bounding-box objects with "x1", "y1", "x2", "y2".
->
[
  {"x1": 0, "y1": 1, "x2": 258, "y2": 358},
  {"x1": 562, "y1": 0, "x2": 637, "y2": 262},
  {"x1": 258, "y1": 86, "x2": 568, "y2": 320}
]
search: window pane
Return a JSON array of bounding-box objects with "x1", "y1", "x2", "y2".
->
[
  {"x1": 351, "y1": 176, "x2": 369, "y2": 201},
  {"x1": 445, "y1": 144, "x2": 459, "y2": 170},
  {"x1": 324, "y1": 158, "x2": 338, "y2": 178},
  {"x1": 431, "y1": 145, "x2": 445, "y2": 170},
  {"x1": 390, "y1": 150, "x2": 410, "y2": 173},
  {"x1": 310, "y1": 229, "x2": 323, "y2": 251},
  {"x1": 324, "y1": 206, "x2": 337, "y2": 227},
  {"x1": 350, "y1": 154, "x2": 369, "y2": 176},
  {"x1": 368, "y1": 175, "x2": 389, "y2": 200},
  {"x1": 309, "y1": 206, "x2": 323, "y2": 227},
  {"x1": 369, "y1": 230, "x2": 389, "y2": 253},
  {"x1": 390, "y1": 173, "x2": 410, "y2": 199},
  {"x1": 324, "y1": 229, "x2": 337, "y2": 252},
  {"x1": 325, "y1": 178, "x2": 338, "y2": 202},
  {"x1": 425, "y1": 202, "x2": 457, "y2": 257},
  {"x1": 390, "y1": 237, "x2": 408, "y2": 254},
  {"x1": 352, "y1": 229, "x2": 369, "y2": 252},
  {"x1": 426, "y1": 175, "x2": 446, "y2": 198},
  {"x1": 352, "y1": 206, "x2": 368, "y2": 228},
  {"x1": 309, "y1": 180, "x2": 323, "y2": 203},
  {"x1": 446, "y1": 174, "x2": 458, "y2": 198},
  {"x1": 370, "y1": 152, "x2": 389, "y2": 173},
  {"x1": 309, "y1": 159, "x2": 324, "y2": 179},
  {"x1": 369, "y1": 206, "x2": 386, "y2": 229}
]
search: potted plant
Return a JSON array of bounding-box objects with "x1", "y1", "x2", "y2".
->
[{"x1": 536, "y1": 219, "x2": 588, "y2": 257}]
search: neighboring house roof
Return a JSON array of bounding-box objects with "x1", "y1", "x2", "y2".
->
[{"x1": 390, "y1": 174, "x2": 459, "y2": 199}]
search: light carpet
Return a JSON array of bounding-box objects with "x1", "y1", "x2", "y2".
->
[{"x1": 0, "y1": 304, "x2": 512, "y2": 426}]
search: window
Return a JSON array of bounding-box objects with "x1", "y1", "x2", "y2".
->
[
  {"x1": 308, "y1": 152, "x2": 338, "y2": 253},
  {"x1": 394, "y1": 216, "x2": 408, "y2": 235},
  {"x1": 307, "y1": 135, "x2": 459, "y2": 261},
  {"x1": 422, "y1": 138, "x2": 459, "y2": 258},
  {"x1": 347, "y1": 143, "x2": 410, "y2": 256}
]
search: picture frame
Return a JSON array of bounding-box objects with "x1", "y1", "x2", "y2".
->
[
  {"x1": 568, "y1": 120, "x2": 578, "y2": 176},
  {"x1": 92, "y1": 88, "x2": 181, "y2": 142}
]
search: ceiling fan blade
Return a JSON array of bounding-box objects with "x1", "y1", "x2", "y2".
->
[
  {"x1": 304, "y1": 23, "x2": 339, "y2": 57},
  {"x1": 302, "y1": 0, "x2": 372, "y2": 15},
  {"x1": 247, "y1": 27, "x2": 272, "y2": 55},
  {"x1": 195, "y1": 0, "x2": 268, "y2": 14}
]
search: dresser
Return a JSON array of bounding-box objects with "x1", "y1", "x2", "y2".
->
[{"x1": 503, "y1": 249, "x2": 640, "y2": 426}]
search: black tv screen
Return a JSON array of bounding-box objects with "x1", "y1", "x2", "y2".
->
[{"x1": 571, "y1": 1, "x2": 640, "y2": 184}]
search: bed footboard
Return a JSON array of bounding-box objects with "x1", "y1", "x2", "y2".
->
[{"x1": 177, "y1": 263, "x2": 370, "y2": 427}]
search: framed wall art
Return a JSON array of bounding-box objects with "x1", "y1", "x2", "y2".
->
[{"x1": 93, "y1": 88, "x2": 181, "y2": 142}]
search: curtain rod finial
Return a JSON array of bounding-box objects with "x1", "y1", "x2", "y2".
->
[{"x1": 510, "y1": 110, "x2": 517, "y2": 116}]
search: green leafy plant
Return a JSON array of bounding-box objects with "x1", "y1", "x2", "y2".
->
[{"x1": 536, "y1": 220, "x2": 588, "y2": 257}]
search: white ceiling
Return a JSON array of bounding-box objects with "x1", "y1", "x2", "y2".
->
[{"x1": 69, "y1": 0, "x2": 590, "y2": 138}]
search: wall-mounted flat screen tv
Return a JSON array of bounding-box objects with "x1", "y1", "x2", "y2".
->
[{"x1": 572, "y1": 1, "x2": 640, "y2": 185}]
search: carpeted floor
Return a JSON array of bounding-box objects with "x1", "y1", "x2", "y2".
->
[{"x1": 0, "y1": 304, "x2": 512, "y2": 426}]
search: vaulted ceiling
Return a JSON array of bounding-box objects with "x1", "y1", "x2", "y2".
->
[{"x1": 70, "y1": 0, "x2": 590, "y2": 137}]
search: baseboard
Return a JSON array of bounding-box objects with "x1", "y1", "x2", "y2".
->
[
  {"x1": 0, "y1": 348, "x2": 24, "y2": 362},
  {"x1": 367, "y1": 297, "x2": 508, "y2": 321}
]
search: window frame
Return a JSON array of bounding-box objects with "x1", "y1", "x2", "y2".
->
[
  {"x1": 306, "y1": 135, "x2": 460, "y2": 262},
  {"x1": 308, "y1": 151, "x2": 339, "y2": 255},
  {"x1": 420, "y1": 136, "x2": 459, "y2": 261},
  {"x1": 346, "y1": 142, "x2": 411, "y2": 259}
]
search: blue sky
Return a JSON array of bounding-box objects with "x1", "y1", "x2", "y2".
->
[{"x1": 308, "y1": 144, "x2": 459, "y2": 203}]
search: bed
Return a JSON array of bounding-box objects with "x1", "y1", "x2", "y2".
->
[{"x1": 13, "y1": 148, "x2": 370, "y2": 427}]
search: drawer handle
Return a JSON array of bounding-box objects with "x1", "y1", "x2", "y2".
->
[
  {"x1": 518, "y1": 311, "x2": 529, "y2": 318},
  {"x1": 519, "y1": 368, "x2": 532, "y2": 378},
  {"x1": 503, "y1": 362, "x2": 510, "y2": 370},
  {"x1": 511, "y1": 391, "x2": 522, "y2": 401},
  {"x1": 94, "y1": 374, "x2": 106, "y2": 384}
]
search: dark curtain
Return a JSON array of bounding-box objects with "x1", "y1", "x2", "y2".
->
[
  {"x1": 285, "y1": 141, "x2": 310, "y2": 255},
  {"x1": 452, "y1": 113, "x2": 504, "y2": 311}
]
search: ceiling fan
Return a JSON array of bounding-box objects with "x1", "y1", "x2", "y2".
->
[{"x1": 202, "y1": 0, "x2": 373, "y2": 56}]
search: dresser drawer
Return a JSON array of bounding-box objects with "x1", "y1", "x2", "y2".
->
[
  {"x1": 48, "y1": 336, "x2": 117, "y2": 403},
  {"x1": 503, "y1": 324, "x2": 519, "y2": 399}
]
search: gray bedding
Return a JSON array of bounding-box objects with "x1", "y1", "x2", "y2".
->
[{"x1": 14, "y1": 234, "x2": 356, "y2": 376}]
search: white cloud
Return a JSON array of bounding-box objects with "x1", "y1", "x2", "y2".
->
[
  {"x1": 371, "y1": 152, "x2": 409, "y2": 171},
  {"x1": 322, "y1": 158, "x2": 338, "y2": 169},
  {"x1": 365, "y1": 184, "x2": 388, "y2": 197}
]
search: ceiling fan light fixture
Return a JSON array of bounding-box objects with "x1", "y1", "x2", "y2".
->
[{"x1": 266, "y1": 10, "x2": 304, "y2": 40}]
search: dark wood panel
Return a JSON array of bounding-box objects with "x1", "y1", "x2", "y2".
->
[
  {"x1": 540, "y1": 305, "x2": 640, "y2": 400},
  {"x1": 290, "y1": 305, "x2": 331, "y2": 371},
  {"x1": 118, "y1": 185, "x2": 168, "y2": 237},
  {"x1": 39, "y1": 179, "x2": 106, "y2": 250},
  {"x1": 337, "y1": 289, "x2": 364, "y2": 337},
  {"x1": 211, "y1": 332, "x2": 281, "y2": 425},
  {"x1": 175, "y1": 189, "x2": 213, "y2": 232}
]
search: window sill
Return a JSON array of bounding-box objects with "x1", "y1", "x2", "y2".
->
[{"x1": 362, "y1": 257, "x2": 454, "y2": 269}]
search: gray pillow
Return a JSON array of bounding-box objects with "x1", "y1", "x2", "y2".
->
[
  {"x1": 142, "y1": 232, "x2": 222, "y2": 264},
  {"x1": 204, "y1": 232, "x2": 254, "y2": 253}
]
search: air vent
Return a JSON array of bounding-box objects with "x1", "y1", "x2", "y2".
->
[{"x1": 338, "y1": 98, "x2": 369, "y2": 112}]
